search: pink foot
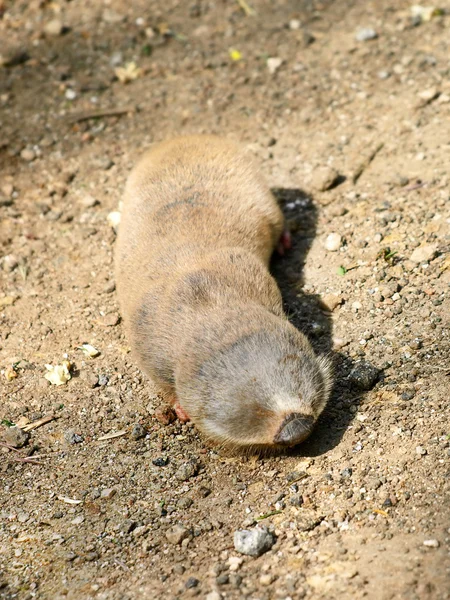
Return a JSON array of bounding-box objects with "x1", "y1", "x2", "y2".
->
[
  {"x1": 174, "y1": 402, "x2": 191, "y2": 423},
  {"x1": 277, "y1": 230, "x2": 292, "y2": 256}
]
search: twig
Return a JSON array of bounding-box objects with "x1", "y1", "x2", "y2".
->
[
  {"x1": 66, "y1": 106, "x2": 136, "y2": 124},
  {"x1": 236, "y1": 0, "x2": 255, "y2": 16},
  {"x1": 22, "y1": 415, "x2": 57, "y2": 432}
]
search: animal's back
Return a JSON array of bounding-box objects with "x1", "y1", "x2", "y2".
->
[{"x1": 115, "y1": 135, "x2": 284, "y2": 305}]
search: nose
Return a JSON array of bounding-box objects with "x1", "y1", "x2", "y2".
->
[{"x1": 274, "y1": 413, "x2": 315, "y2": 447}]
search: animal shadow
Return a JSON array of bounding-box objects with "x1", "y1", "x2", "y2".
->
[{"x1": 271, "y1": 188, "x2": 362, "y2": 457}]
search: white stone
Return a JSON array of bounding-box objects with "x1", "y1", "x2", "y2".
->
[{"x1": 324, "y1": 233, "x2": 342, "y2": 252}]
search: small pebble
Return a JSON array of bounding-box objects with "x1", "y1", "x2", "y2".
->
[
  {"x1": 64, "y1": 429, "x2": 84, "y2": 444},
  {"x1": 3, "y1": 426, "x2": 30, "y2": 448},
  {"x1": 234, "y1": 527, "x2": 275, "y2": 557},
  {"x1": 267, "y1": 57, "x2": 283, "y2": 74},
  {"x1": 409, "y1": 244, "x2": 437, "y2": 264},
  {"x1": 131, "y1": 423, "x2": 146, "y2": 440},
  {"x1": 100, "y1": 488, "x2": 116, "y2": 499},
  {"x1": 320, "y1": 293, "x2": 343, "y2": 311},
  {"x1": 175, "y1": 460, "x2": 199, "y2": 481},
  {"x1": 312, "y1": 166, "x2": 341, "y2": 192},
  {"x1": 98, "y1": 374, "x2": 109, "y2": 386},
  {"x1": 81, "y1": 195, "x2": 99, "y2": 208},
  {"x1": 104, "y1": 281, "x2": 116, "y2": 294},
  {"x1": 3, "y1": 255, "x2": 18, "y2": 272},
  {"x1": 423, "y1": 539, "x2": 439, "y2": 548},
  {"x1": 324, "y1": 232, "x2": 342, "y2": 252},
  {"x1": 152, "y1": 457, "x2": 169, "y2": 467},
  {"x1": 101, "y1": 313, "x2": 120, "y2": 327},
  {"x1": 20, "y1": 148, "x2": 36, "y2": 162},
  {"x1": 415, "y1": 446, "x2": 427, "y2": 456},
  {"x1": 348, "y1": 361, "x2": 380, "y2": 390},
  {"x1": 44, "y1": 19, "x2": 64, "y2": 36},
  {"x1": 355, "y1": 28, "x2": 378, "y2": 42},
  {"x1": 166, "y1": 524, "x2": 190, "y2": 545}
]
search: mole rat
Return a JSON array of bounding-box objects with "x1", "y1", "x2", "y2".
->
[{"x1": 115, "y1": 135, "x2": 332, "y2": 451}]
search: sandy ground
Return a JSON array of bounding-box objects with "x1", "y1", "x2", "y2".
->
[{"x1": 1, "y1": 1, "x2": 449, "y2": 599}]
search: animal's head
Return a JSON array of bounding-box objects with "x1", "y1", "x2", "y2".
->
[{"x1": 180, "y1": 324, "x2": 333, "y2": 452}]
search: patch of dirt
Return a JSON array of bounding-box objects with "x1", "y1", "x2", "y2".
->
[{"x1": 1, "y1": 1, "x2": 449, "y2": 599}]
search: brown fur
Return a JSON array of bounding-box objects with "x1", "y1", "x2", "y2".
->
[{"x1": 115, "y1": 135, "x2": 332, "y2": 449}]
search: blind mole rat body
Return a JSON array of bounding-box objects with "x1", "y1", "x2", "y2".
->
[{"x1": 115, "y1": 135, "x2": 332, "y2": 451}]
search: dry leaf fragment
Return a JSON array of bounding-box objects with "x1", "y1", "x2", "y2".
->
[
  {"x1": 77, "y1": 343, "x2": 100, "y2": 358},
  {"x1": 5, "y1": 367, "x2": 18, "y2": 381},
  {"x1": 410, "y1": 5, "x2": 443, "y2": 22},
  {"x1": 114, "y1": 62, "x2": 143, "y2": 84},
  {"x1": 0, "y1": 296, "x2": 17, "y2": 308},
  {"x1": 44, "y1": 360, "x2": 71, "y2": 385}
]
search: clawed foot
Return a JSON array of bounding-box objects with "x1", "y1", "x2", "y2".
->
[
  {"x1": 174, "y1": 402, "x2": 191, "y2": 423},
  {"x1": 276, "y1": 230, "x2": 292, "y2": 256}
]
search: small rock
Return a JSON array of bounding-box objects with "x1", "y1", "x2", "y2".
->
[
  {"x1": 64, "y1": 429, "x2": 84, "y2": 444},
  {"x1": 409, "y1": 244, "x2": 438, "y2": 264},
  {"x1": 152, "y1": 457, "x2": 169, "y2": 467},
  {"x1": 267, "y1": 57, "x2": 283, "y2": 74},
  {"x1": 416, "y1": 87, "x2": 439, "y2": 106},
  {"x1": 154, "y1": 405, "x2": 176, "y2": 425},
  {"x1": 131, "y1": 423, "x2": 146, "y2": 440},
  {"x1": 17, "y1": 512, "x2": 30, "y2": 523},
  {"x1": 185, "y1": 577, "x2": 199, "y2": 589},
  {"x1": 101, "y1": 313, "x2": 120, "y2": 327},
  {"x1": 100, "y1": 488, "x2": 117, "y2": 499},
  {"x1": 320, "y1": 294, "x2": 343, "y2": 311},
  {"x1": 178, "y1": 497, "x2": 194, "y2": 509},
  {"x1": 415, "y1": 446, "x2": 427, "y2": 456},
  {"x1": 3, "y1": 426, "x2": 30, "y2": 448},
  {"x1": 290, "y1": 494, "x2": 304, "y2": 507},
  {"x1": 1, "y1": 183, "x2": 14, "y2": 197},
  {"x1": 98, "y1": 374, "x2": 109, "y2": 386},
  {"x1": 289, "y1": 19, "x2": 301, "y2": 30},
  {"x1": 312, "y1": 166, "x2": 341, "y2": 191},
  {"x1": 355, "y1": 28, "x2": 378, "y2": 42},
  {"x1": 104, "y1": 281, "x2": 116, "y2": 294},
  {"x1": 175, "y1": 459, "x2": 199, "y2": 481},
  {"x1": 216, "y1": 574, "x2": 229, "y2": 585},
  {"x1": 234, "y1": 527, "x2": 275, "y2": 557},
  {"x1": 206, "y1": 593, "x2": 221, "y2": 600},
  {"x1": 96, "y1": 156, "x2": 114, "y2": 170},
  {"x1": 71, "y1": 515, "x2": 84, "y2": 525},
  {"x1": 228, "y1": 556, "x2": 244, "y2": 571},
  {"x1": 81, "y1": 195, "x2": 99, "y2": 208},
  {"x1": 324, "y1": 233, "x2": 342, "y2": 252},
  {"x1": 341, "y1": 467, "x2": 353, "y2": 478},
  {"x1": 44, "y1": 19, "x2": 64, "y2": 36},
  {"x1": 423, "y1": 539, "x2": 439, "y2": 548},
  {"x1": 166, "y1": 524, "x2": 190, "y2": 545},
  {"x1": 348, "y1": 361, "x2": 380, "y2": 390},
  {"x1": 120, "y1": 519, "x2": 136, "y2": 534},
  {"x1": 20, "y1": 148, "x2": 36, "y2": 162},
  {"x1": 85, "y1": 373, "x2": 99, "y2": 388},
  {"x1": 3, "y1": 255, "x2": 18, "y2": 272},
  {"x1": 260, "y1": 573, "x2": 275, "y2": 586},
  {"x1": 229, "y1": 573, "x2": 243, "y2": 588}
]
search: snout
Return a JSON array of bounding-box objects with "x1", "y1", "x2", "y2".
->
[{"x1": 273, "y1": 413, "x2": 315, "y2": 447}]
